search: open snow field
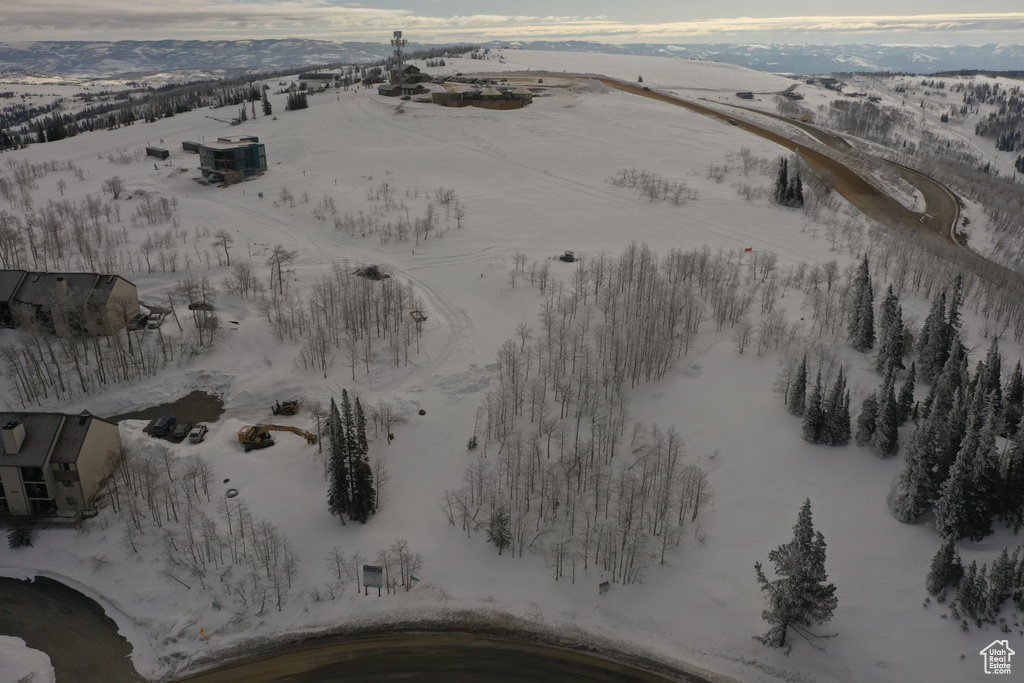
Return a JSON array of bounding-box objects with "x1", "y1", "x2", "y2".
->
[{"x1": 2, "y1": 51, "x2": 1022, "y2": 682}]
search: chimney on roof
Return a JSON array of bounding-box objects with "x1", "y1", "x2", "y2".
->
[{"x1": 2, "y1": 420, "x2": 26, "y2": 455}]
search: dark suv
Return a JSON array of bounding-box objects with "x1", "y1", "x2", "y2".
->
[{"x1": 152, "y1": 415, "x2": 176, "y2": 437}]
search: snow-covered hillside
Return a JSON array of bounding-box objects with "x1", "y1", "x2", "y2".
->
[{"x1": 1, "y1": 51, "x2": 1021, "y2": 683}]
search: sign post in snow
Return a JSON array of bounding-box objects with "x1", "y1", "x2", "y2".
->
[{"x1": 363, "y1": 564, "x2": 383, "y2": 596}]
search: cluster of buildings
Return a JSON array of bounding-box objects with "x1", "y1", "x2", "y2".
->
[{"x1": 0, "y1": 270, "x2": 139, "y2": 335}]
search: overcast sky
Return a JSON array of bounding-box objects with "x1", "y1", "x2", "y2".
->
[{"x1": 2, "y1": 1, "x2": 1024, "y2": 44}]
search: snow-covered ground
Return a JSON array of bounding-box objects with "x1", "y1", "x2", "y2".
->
[
  {"x1": 0, "y1": 636, "x2": 54, "y2": 683},
  {"x1": 1, "y1": 50, "x2": 1021, "y2": 683}
]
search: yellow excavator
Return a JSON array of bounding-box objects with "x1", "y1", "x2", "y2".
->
[
  {"x1": 272, "y1": 400, "x2": 299, "y2": 416},
  {"x1": 238, "y1": 424, "x2": 318, "y2": 452}
]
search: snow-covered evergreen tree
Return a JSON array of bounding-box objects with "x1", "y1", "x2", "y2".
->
[
  {"x1": 326, "y1": 397, "x2": 351, "y2": 523},
  {"x1": 847, "y1": 256, "x2": 874, "y2": 352},
  {"x1": 893, "y1": 423, "x2": 939, "y2": 522},
  {"x1": 802, "y1": 371, "x2": 825, "y2": 444},
  {"x1": 875, "y1": 285, "x2": 905, "y2": 375},
  {"x1": 935, "y1": 402, "x2": 998, "y2": 541},
  {"x1": 789, "y1": 355, "x2": 808, "y2": 417},
  {"x1": 823, "y1": 368, "x2": 850, "y2": 446},
  {"x1": 873, "y1": 372, "x2": 900, "y2": 457},
  {"x1": 926, "y1": 540, "x2": 963, "y2": 600},
  {"x1": 1000, "y1": 426, "x2": 1024, "y2": 531},
  {"x1": 1004, "y1": 360, "x2": 1024, "y2": 436},
  {"x1": 917, "y1": 290, "x2": 948, "y2": 383},
  {"x1": 855, "y1": 392, "x2": 878, "y2": 447},
  {"x1": 897, "y1": 363, "x2": 916, "y2": 425},
  {"x1": 773, "y1": 158, "x2": 789, "y2": 205},
  {"x1": 754, "y1": 499, "x2": 838, "y2": 652},
  {"x1": 487, "y1": 505, "x2": 512, "y2": 555}
]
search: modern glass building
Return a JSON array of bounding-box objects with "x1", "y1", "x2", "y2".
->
[{"x1": 198, "y1": 135, "x2": 267, "y2": 184}]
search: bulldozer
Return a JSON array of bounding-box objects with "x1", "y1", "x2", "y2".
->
[
  {"x1": 238, "y1": 424, "x2": 318, "y2": 452},
  {"x1": 272, "y1": 400, "x2": 299, "y2": 416}
]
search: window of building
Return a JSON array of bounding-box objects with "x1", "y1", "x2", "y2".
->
[
  {"x1": 21, "y1": 467, "x2": 45, "y2": 483},
  {"x1": 0, "y1": 498, "x2": 8, "y2": 514},
  {"x1": 25, "y1": 483, "x2": 48, "y2": 499}
]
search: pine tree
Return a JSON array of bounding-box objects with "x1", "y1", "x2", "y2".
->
[
  {"x1": 802, "y1": 371, "x2": 825, "y2": 444},
  {"x1": 953, "y1": 561, "x2": 981, "y2": 625},
  {"x1": 935, "y1": 401, "x2": 998, "y2": 541},
  {"x1": 893, "y1": 423, "x2": 938, "y2": 522},
  {"x1": 926, "y1": 540, "x2": 963, "y2": 600},
  {"x1": 1001, "y1": 426, "x2": 1024, "y2": 531},
  {"x1": 982, "y1": 338, "x2": 1003, "y2": 414},
  {"x1": 876, "y1": 286, "x2": 905, "y2": 375},
  {"x1": 855, "y1": 392, "x2": 878, "y2": 447},
  {"x1": 873, "y1": 372, "x2": 900, "y2": 457},
  {"x1": 754, "y1": 499, "x2": 838, "y2": 652},
  {"x1": 790, "y1": 172, "x2": 804, "y2": 207},
  {"x1": 917, "y1": 289, "x2": 948, "y2": 383},
  {"x1": 487, "y1": 505, "x2": 512, "y2": 555},
  {"x1": 897, "y1": 363, "x2": 916, "y2": 425},
  {"x1": 987, "y1": 547, "x2": 1014, "y2": 620},
  {"x1": 848, "y1": 256, "x2": 874, "y2": 352},
  {"x1": 823, "y1": 368, "x2": 850, "y2": 446},
  {"x1": 1004, "y1": 361, "x2": 1024, "y2": 437},
  {"x1": 789, "y1": 355, "x2": 808, "y2": 417},
  {"x1": 326, "y1": 398, "x2": 350, "y2": 523},
  {"x1": 354, "y1": 397, "x2": 369, "y2": 458},
  {"x1": 262, "y1": 88, "x2": 272, "y2": 116},
  {"x1": 774, "y1": 158, "x2": 789, "y2": 205}
]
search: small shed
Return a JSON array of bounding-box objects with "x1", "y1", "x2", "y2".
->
[
  {"x1": 146, "y1": 147, "x2": 169, "y2": 160},
  {"x1": 377, "y1": 84, "x2": 401, "y2": 97}
]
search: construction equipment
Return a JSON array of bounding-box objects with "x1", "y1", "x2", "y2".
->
[
  {"x1": 272, "y1": 400, "x2": 299, "y2": 416},
  {"x1": 238, "y1": 424, "x2": 317, "y2": 452},
  {"x1": 559, "y1": 251, "x2": 576, "y2": 263}
]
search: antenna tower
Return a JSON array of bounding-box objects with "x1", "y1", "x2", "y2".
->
[{"x1": 391, "y1": 30, "x2": 407, "y2": 85}]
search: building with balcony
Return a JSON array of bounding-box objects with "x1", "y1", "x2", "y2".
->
[
  {"x1": 198, "y1": 135, "x2": 267, "y2": 184},
  {"x1": 0, "y1": 412, "x2": 121, "y2": 518}
]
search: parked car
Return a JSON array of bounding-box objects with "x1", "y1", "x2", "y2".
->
[
  {"x1": 188, "y1": 424, "x2": 208, "y2": 444},
  {"x1": 152, "y1": 415, "x2": 176, "y2": 437},
  {"x1": 171, "y1": 421, "x2": 193, "y2": 441},
  {"x1": 147, "y1": 313, "x2": 164, "y2": 329},
  {"x1": 127, "y1": 313, "x2": 149, "y2": 331}
]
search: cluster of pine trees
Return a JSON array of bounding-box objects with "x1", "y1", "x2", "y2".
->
[
  {"x1": 927, "y1": 540, "x2": 1024, "y2": 631},
  {"x1": 327, "y1": 390, "x2": 377, "y2": 524},
  {"x1": 893, "y1": 303, "x2": 1024, "y2": 541},
  {"x1": 773, "y1": 157, "x2": 805, "y2": 208},
  {"x1": 790, "y1": 358, "x2": 851, "y2": 446},
  {"x1": 285, "y1": 91, "x2": 309, "y2": 111}
]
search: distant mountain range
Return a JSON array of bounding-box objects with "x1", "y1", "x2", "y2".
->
[
  {"x1": 507, "y1": 41, "x2": 1024, "y2": 75},
  {"x1": 1, "y1": 39, "x2": 1022, "y2": 78}
]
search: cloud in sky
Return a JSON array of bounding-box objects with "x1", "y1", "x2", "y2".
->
[{"x1": 2, "y1": 2, "x2": 1024, "y2": 43}]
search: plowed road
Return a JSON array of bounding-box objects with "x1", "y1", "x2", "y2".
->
[{"x1": 601, "y1": 77, "x2": 962, "y2": 245}]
